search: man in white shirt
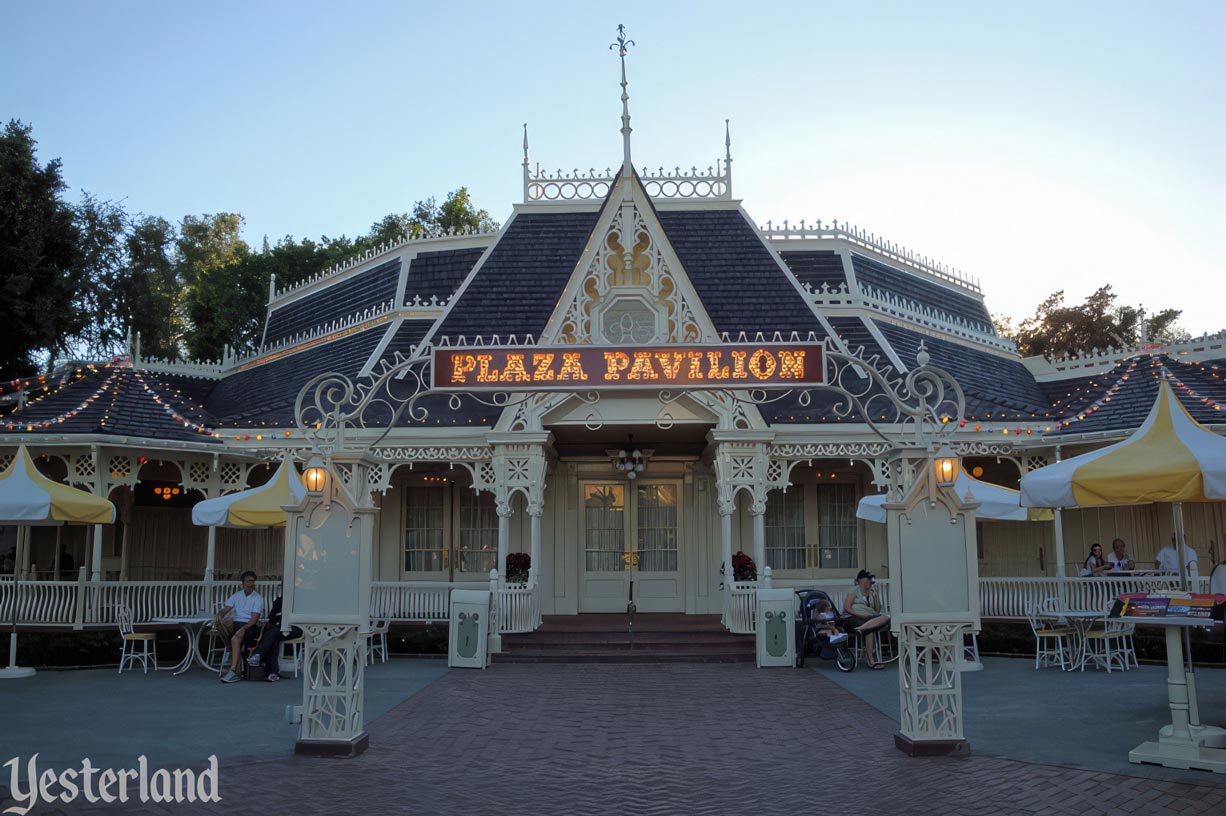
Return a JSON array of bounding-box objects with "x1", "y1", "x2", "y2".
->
[
  {"x1": 1154, "y1": 536, "x2": 1198, "y2": 577},
  {"x1": 1106, "y1": 538, "x2": 1135, "y2": 572},
  {"x1": 215, "y1": 570, "x2": 265, "y2": 683}
]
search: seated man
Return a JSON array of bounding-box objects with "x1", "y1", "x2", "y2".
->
[
  {"x1": 1107, "y1": 538, "x2": 1134, "y2": 572},
  {"x1": 1155, "y1": 534, "x2": 1198, "y2": 578},
  {"x1": 250, "y1": 594, "x2": 302, "y2": 682},
  {"x1": 215, "y1": 570, "x2": 265, "y2": 683}
]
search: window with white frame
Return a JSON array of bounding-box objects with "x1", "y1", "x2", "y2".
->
[
  {"x1": 815, "y1": 483, "x2": 857, "y2": 569},
  {"x1": 764, "y1": 486, "x2": 806, "y2": 569},
  {"x1": 457, "y1": 489, "x2": 498, "y2": 574},
  {"x1": 404, "y1": 486, "x2": 446, "y2": 572}
]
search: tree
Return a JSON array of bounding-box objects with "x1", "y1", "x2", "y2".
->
[
  {"x1": 121, "y1": 216, "x2": 181, "y2": 360},
  {"x1": 177, "y1": 213, "x2": 253, "y2": 361},
  {"x1": 1000, "y1": 285, "x2": 1189, "y2": 358},
  {"x1": 365, "y1": 187, "x2": 498, "y2": 248},
  {"x1": 0, "y1": 120, "x2": 86, "y2": 375},
  {"x1": 70, "y1": 193, "x2": 129, "y2": 359}
]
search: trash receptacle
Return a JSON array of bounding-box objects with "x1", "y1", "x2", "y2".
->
[
  {"x1": 449, "y1": 589, "x2": 491, "y2": 669},
  {"x1": 756, "y1": 588, "x2": 796, "y2": 668}
]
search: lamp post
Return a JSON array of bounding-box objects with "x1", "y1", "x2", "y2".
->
[
  {"x1": 281, "y1": 454, "x2": 376, "y2": 758},
  {"x1": 883, "y1": 444, "x2": 980, "y2": 757}
]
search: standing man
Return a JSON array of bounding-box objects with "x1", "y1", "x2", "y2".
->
[
  {"x1": 1154, "y1": 534, "x2": 1198, "y2": 578},
  {"x1": 215, "y1": 570, "x2": 265, "y2": 683}
]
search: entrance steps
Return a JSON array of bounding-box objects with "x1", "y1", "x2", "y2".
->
[{"x1": 496, "y1": 614, "x2": 755, "y2": 664}]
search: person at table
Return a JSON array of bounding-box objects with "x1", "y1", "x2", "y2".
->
[
  {"x1": 215, "y1": 570, "x2": 265, "y2": 683},
  {"x1": 1155, "y1": 534, "x2": 1198, "y2": 577},
  {"x1": 1081, "y1": 544, "x2": 1111, "y2": 577},
  {"x1": 843, "y1": 570, "x2": 891, "y2": 669},
  {"x1": 249, "y1": 594, "x2": 302, "y2": 683},
  {"x1": 1106, "y1": 538, "x2": 1134, "y2": 572}
]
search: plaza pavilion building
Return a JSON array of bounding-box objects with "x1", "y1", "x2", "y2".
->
[{"x1": 3, "y1": 124, "x2": 1225, "y2": 633}]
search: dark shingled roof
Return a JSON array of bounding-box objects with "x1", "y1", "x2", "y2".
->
[
  {"x1": 405, "y1": 248, "x2": 485, "y2": 305},
  {"x1": 827, "y1": 317, "x2": 896, "y2": 374},
  {"x1": 657, "y1": 210, "x2": 827, "y2": 338},
  {"x1": 851, "y1": 254, "x2": 992, "y2": 332},
  {"x1": 1041, "y1": 354, "x2": 1226, "y2": 434},
  {"x1": 377, "y1": 320, "x2": 434, "y2": 366},
  {"x1": 263, "y1": 259, "x2": 400, "y2": 346},
  {"x1": 779, "y1": 250, "x2": 848, "y2": 293},
  {"x1": 874, "y1": 322, "x2": 1048, "y2": 420},
  {"x1": 435, "y1": 213, "x2": 599, "y2": 341},
  {"x1": 1, "y1": 365, "x2": 220, "y2": 443},
  {"x1": 206, "y1": 326, "x2": 388, "y2": 427}
]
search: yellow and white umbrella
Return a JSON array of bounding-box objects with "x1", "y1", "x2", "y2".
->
[
  {"x1": 0, "y1": 447, "x2": 115, "y2": 679},
  {"x1": 1020, "y1": 381, "x2": 1226, "y2": 508},
  {"x1": 0, "y1": 447, "x2": 115, "y2": 525},
  {"x1": 859, "y1": 467, "x2": 1053, "y2": 523},
  {"x1": 192, "y1": 460, "x2": 305, "y2": 528}
]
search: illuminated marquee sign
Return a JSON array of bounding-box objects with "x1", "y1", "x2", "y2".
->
[{"x1": 432, "y1": 343, "x2": 825, "y2": 391}]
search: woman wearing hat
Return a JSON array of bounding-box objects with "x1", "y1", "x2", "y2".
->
[{"x1": 843, "y1": 570, "x2": 892, "y2": 669}]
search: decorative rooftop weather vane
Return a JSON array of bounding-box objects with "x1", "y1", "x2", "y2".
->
[{"x1": 610, "y1": 24, "x2": 635, "y2": 177}]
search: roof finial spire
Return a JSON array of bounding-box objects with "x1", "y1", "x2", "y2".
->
[
  {"x1": 610, "y1": 24, "x2": 636, "y2": 178},
  {"x1": 522, "y1": 123, "x2": 530, "y2": 200},
  {"x1": 724, "y1": 118, "x2": 733, "y2": 197}
]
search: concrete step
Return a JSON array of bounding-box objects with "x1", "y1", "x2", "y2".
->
[{"x1": 496, "y1": 614, "x2": 754, "y2": 664}]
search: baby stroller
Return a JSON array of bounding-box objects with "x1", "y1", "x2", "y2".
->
[{"x1": 794, "y1": 589, "x2": 857, "y2": 671}]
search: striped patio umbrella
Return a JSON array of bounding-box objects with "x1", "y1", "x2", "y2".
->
[
  {"x1": 858, "y1": 467, "x2": 1053, "y2": 523},
  {"x1": 0, "y1": 447, "x2": 114, "y2": 525},
  {"x1": 192, "y1": 460, "x2": 305, "y2": 528},
  {"x1": 0, "y1": 447, "x2": 115, "y2": 679},
  {"x1": 1020, "y1": 381, "x2": 1226, "y2": 509}
]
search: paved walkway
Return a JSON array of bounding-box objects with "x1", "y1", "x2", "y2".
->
[{"x1": 9, "y1": 662, "x2": 1223, "y2": 815}]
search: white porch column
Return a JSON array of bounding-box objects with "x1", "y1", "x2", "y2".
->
[
  {"x1": 90, "y1": 524, "x2": 103, "y2": 582},
  {"x1": 528, "y1": 503, "x2": 542, "y2": 587},
  {"x1": 1052, "y1": 446, "x2": 1067, "y2": 609},
  {"x1": 496, "y1": 500, "x2": 512, "y2": 584},
  {"x1": 719, "y1": 499, "x2": 734, "y2": 622},
  {"x1": 751, "y1": 499, "x2": 766, "y2": 573}
]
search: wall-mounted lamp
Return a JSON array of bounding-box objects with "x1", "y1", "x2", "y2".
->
[
  {"x1": 303, "y1": 455, "x2": 328, "y2": 495},
  {"x1": 934, "y1": 447, "x2": 959, "y2": 488}
]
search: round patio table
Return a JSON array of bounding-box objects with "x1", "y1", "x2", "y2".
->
[
  {"x1": 1042, "y1": 610, "x2": 1102, "y2": 671},
  {"x1": 150, "y1": 614, "x2": 220, "y2": 675}
]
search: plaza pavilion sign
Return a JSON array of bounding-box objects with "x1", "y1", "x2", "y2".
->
[{"x1": 433, "y1": 343, "x2": 825, "y2": 392}]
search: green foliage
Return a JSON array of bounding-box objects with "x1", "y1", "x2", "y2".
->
[
  {"x1": 0, "y1": 119, "x2": 86, "y2": 375},
  {"x1": 0, "y1": 118, "x2": 501, "y2": 374},
  {"x1": 999, "y1": 285, "x2": 1189, "y2": 359},
  {"x1": 177, "y1": 213, "x2": 253, "y2": 361}
]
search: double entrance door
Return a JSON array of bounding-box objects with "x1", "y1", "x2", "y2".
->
[{"x1": 579, "y1": 479, "x2": 683, "y2": 613}]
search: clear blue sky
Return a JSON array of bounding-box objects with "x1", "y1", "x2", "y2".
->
[{"x1": 3, "y1": 1, "x2": 1223, "y2": 336}]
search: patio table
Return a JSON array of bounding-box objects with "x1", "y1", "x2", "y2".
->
[
  {"x1": 150, "y1": 614, "x2": 220, "y2": 675},
  {"x1": 1041, "y1": 610, "x2": 1102, "y2": 671}
]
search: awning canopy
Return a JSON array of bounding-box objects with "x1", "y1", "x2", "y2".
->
[
  {"x1": 858, "y1": 467, "x2": 1052, "y2": 523},
  {"x1": 0, "y1": 447, "x2": 115, "y2": 525},
  {"x1": 1021, "y1": 381, "x2": 1226, "y2": 508},
  {"x1": 191, "y1": 460, "x2": 305, "y2": 528}
]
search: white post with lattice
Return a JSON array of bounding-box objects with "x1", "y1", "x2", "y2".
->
[
  {"x1": 282, "y1": 454, "x2": 378, "y2": 758},
  {"x1": 884, "y1": 450, "x2": 981, "y2": 757}
]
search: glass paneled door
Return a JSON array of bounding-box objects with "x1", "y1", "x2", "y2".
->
[{"x1": 579, "y1": 480, "x2": 682, "y2": 613}]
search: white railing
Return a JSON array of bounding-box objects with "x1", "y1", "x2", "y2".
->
[
  {"x1": 525, "y1": 162, "x2": 731, "y2": 202},
  {"x1": 726, "y1": 575, "x2": 1208, "y2": 632},
  {"x1": 498, "y1": 584, "x2": 541, "y2": 634},
  {"x1": 726, "y1": 577, "x2": 895, "y2": 635}
]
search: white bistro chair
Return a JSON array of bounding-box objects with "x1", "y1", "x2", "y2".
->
[
  {"x1": 1083, "y1": 603, "x2": 1131, "y2": 672},
  {"x1": 1025, "y1": 602, "x2": 1074, "y2": 670},
  {"x1": 366, "y1": 617, "x2": 390, "y2": 665},
  {"x1": 116, "y1": 604, "x2": 158, "y2": 674}
]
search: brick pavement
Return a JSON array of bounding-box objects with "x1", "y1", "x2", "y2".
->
[{"x1": 20, "y1": 663, "x2": 1226, "y2": 815}]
